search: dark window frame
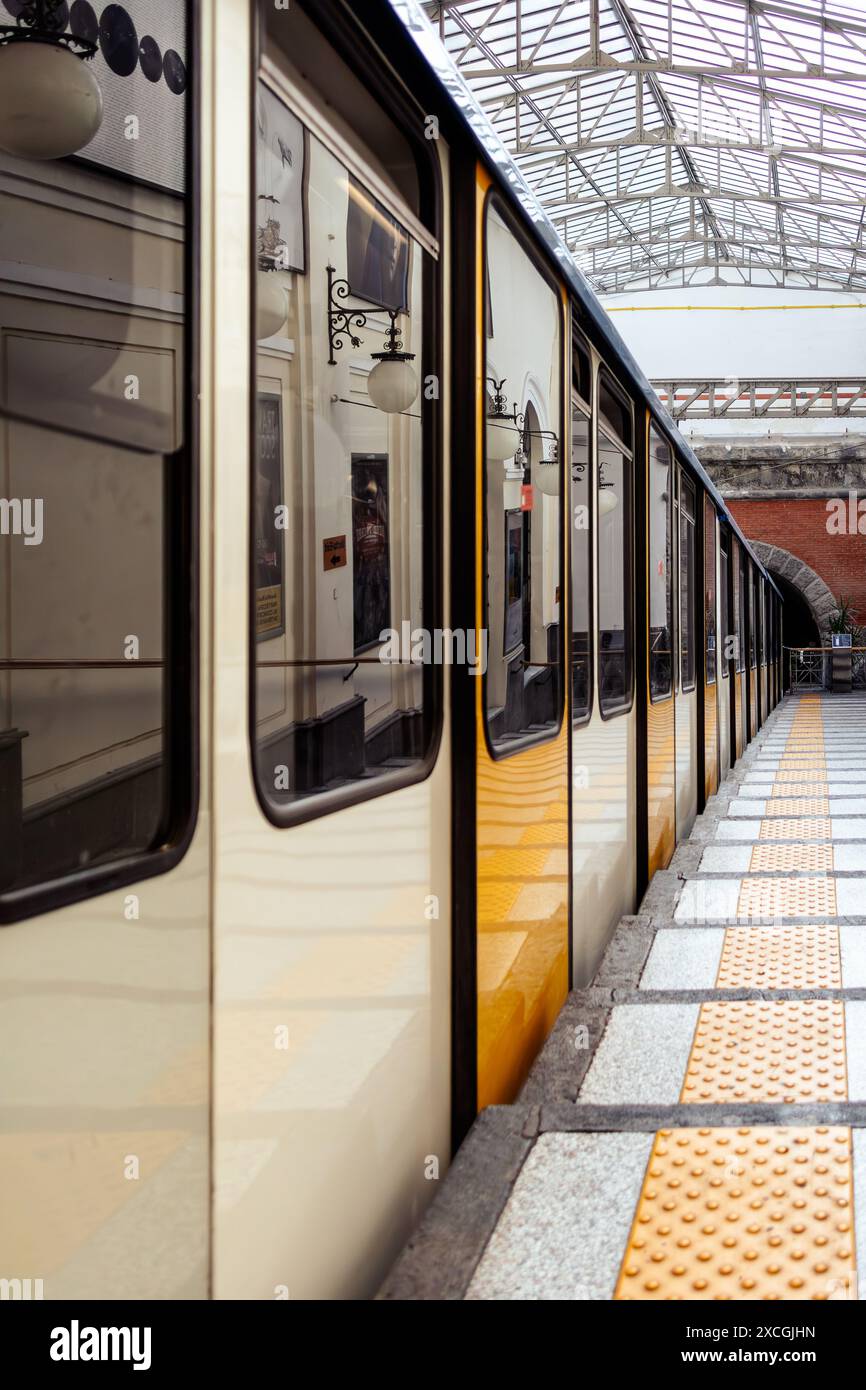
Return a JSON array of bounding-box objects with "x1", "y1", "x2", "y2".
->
[
  {"x1": 719, "y1": 529, "x2": 730, "y2": 682},
  {"x1": 247, "y1": 0, "x2": 444, "y2": 828},
  {"x1": 648, "y1": 425, "x2": 674, "y2": 706},
  {"x1": 704, "y1": 497, "x2": 717, "y2": 687},
  {"x1": 678, "y1": 468, "x2": 697, "y2": 694},
  {"x1": 0, "y1": 1, "x2": 200, "y2": 927},
  {"x1": 596, "y1": 365, "x2": 635, "y2": 721},
  {"x1": 480, "y1": 187, "x2": 566, "y2": 761},
  {"x1": 570, "y1": 327, "x2": 594, "y2": 727}
]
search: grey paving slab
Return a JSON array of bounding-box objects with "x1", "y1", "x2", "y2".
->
[
  {"x1": 465, "y1": 1132, "x2": 653, "y2": 1301},
  {"x1": 831, "y1": 819, "x2": 866, "y2": 840},
  {"x1": 840, "y1": 929, "x2": 866, "y2": 988},
  {"x1": 715, "y1": 819, "x2": 763, "y2": 841},
  {"x1": 830, "y1": 799, "x2": 866, "y2": 816},
  {"x1": 835, "y1": 846, "x2": 866, "y2": 871},
  {"x1": 846, "y1": 1003, "x2": 866, "y2": 1102},
  {"x1": 698, "y1": 845, "x2": 752, "y2": 874},
  {"x1": 729, "y1": 799, "x2": 767, "y2": 817},
  {"x1": 837, "y1": 879, "x2": 866, "y2": 916},
  {"x1": 674, "y1": 879, "x2": 740, "y2": 922},
  {"x1": 577, "y1": 1003, "x2": 698, "y2": 1105},
  {"x1": 639, "y1": 928, "x2": 723, "y2": 990}
]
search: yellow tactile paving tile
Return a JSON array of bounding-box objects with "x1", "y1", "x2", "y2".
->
[
  {"x1": 759, "y1": 817, "x2": 831, "y2": 841},
  {"x1": 716, "y1": 925, "x2": 841, "y2": 990},
  {"x1": 736, "y1": 876, "x2": 837, "y2": 920},
  {"x1": 762, "y1": 797, "x2": 830, "y2": 817},
  {"x1": 749, "y1": 844, "x2": 834, "y2": 873},
  {"x1": 681, "y1": 1001, "x2": 847, "y2": 1104},
  {"x1": 772, "y1": 784, "x2": 829, "y2": 798},
  {"x1": 478, "y1": 846, "x2": 555, "y2": 879},
  {"x1": 775, "y1": 768, "x2": 828, "y2": 782},
  {"x1": 615, "y1": 1127, "x2": 856, "y2": 1301}
]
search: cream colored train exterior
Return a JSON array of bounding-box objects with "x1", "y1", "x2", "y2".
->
[{"x1": 0, "y1": 0, "x2": 781, "y2": 1302}]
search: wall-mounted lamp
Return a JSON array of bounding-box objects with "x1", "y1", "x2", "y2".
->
[
  {"x1": 0, "y1": 1, "x2": 103, "y2": 160},
  {"x1": 486, "y1": 378, "x2": 560, "y2": 494},
  {"x1": 327, "y1": 265, "x2": 418, "y2": 414},
  {"x1": 256, "y1": 204, "x2": 291, "y2": 340},
  {"x1": 599, "y1": 458, "x2": 619, "y2": 515}
]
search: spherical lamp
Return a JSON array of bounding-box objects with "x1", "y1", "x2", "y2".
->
[
  {"x1": 367, "y1": 355, "x2": 418, "y2": 415},
  {"x1": 599, "y1": 487, "x2": 619, "y2": 516},
  {"x1": 257, "y1": 268, "x2": 288, "y2": 341},
  {"x1": 0, "y1": 12, "x2": 103, "y2": 161},
  {"x1": 533, "y1": 452, "x2": 560, "y2": 497}
]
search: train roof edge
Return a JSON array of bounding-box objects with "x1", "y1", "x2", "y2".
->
[{"x1": 385, "y1": 0, "x2": 783, "y2": 601}]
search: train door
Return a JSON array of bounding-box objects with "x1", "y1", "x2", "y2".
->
[
  {"x1": 703, "y1": 497, "x2": 719, "y2": 801},
  {"x1": 571, "y1": 361, "x2": 638, "y2": 983},
  {"x1": 733, "y1": 539, "x2": 746, "y2": 757},
  {"x1": 718, "y1": 525, "x2": 732, "y2": 779},
  {"x1": 645, "y1": 424, "x2": 676, "y2": 876},
  {"x1": 219, "y1": 2, "x2": 453, "y2": 1298},
  {"x1": 472, "y1": 183, "x2": 570, "y2": 1103},
  {"x1": 0, "y1": 0, "x2": 209, "y2": 1298},
  {"x1": 674, "y1": 466, "x2": 698, "y2": 838},
  {"x1": 748, "y1": 559, "x2": 759, "y2": 739}
]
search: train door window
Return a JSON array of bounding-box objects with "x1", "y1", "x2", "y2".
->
[
  {"x1": 720, "y1": 533, "x2": 730, "y2": 680},
  {"x1": 250, "y1": 6, "x2": 441, "y2": 819},
  {"x1": 571, "y1": 333, "x2": 592, "y2": 723},
  {"x1": 483, "y1": 196, "x2": 562, "y2": 752},
  {"x1": 0, "y1": 3, "x2": 195, "y2": 919},
  {"x1": 737, "y1": 549, "x2": 747, "y2": 673},
  {"x1": 648, "y1": 426, "x2": 673, "y2": 702},
  {"x1": 749, "y1": 566, "x2": 758, "y2": 669},
  {"x1": 597, "y1": 371, "x2": 633, "y2": 716},
  {"x1": 678, "y1": 471, "x2": 696, "y2": 693},
  {"x1": 704, "y1": 498, "x2": 716, "y2": 685}
]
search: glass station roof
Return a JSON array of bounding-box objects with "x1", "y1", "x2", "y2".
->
[{"x1": 423, "y1": 1, "x2": 866, "y2": 293}]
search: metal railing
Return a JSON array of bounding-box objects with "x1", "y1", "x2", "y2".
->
[{"x1": 786, "y1": 647, "x2": 866, "y2": 691}]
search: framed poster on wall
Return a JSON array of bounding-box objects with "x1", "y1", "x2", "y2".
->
[
  {"x1": 256, "y1": 79, "x2": 307, "y2": 273},
  {"x1": 346, "y1": 176, "x2": 409, "y2": 312},
  {"x1": 254, "y1": 392, "x2": 285, "y2": 641},
  {"x1": 351, "y1": 454, "x2": 390, "y2": 652}
]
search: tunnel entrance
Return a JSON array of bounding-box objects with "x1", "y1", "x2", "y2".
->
[{"x1": 771, "y1": 572, "x2": 821, "y2": 691}]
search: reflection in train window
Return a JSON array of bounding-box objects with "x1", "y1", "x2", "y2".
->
[
  {"x1": 571, "y1": 379, "x2": 592, "y2": 722},
  {"x1": 250, "y1": 26, "x2": 439, "y2": 818},
  {"x1": 483, "y1": 197, "x2": 562, "y2": 751},
  {"x1": 679, "y1": 472, "x2": 696, "y2": 693},
  {"x1": 648, "y1": 427, "x2": 673, "y2": 702},
  {"x1": 0, "y1": 3, "x2": 193, "y2": 910},
  {"x1": 737, "y1": 548, "x2": 747, "y2": 673},
  {"x1": 705, "y1": 498, "x2": 717, "y2": 685},
  {"x1": 597, "y1": 372, "x2": 633, "y2": 716},
  {"x1": 720, "y1": 533, "x2": 730, "y2": 680},
  {"x1": 749, "y1": 565, "x2": 758, "y2": 669}
]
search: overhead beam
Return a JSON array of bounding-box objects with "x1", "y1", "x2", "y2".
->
[{"x1": 650, "y1": 378, "x2": 866, "y2": 420}]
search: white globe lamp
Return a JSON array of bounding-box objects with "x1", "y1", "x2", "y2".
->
[
  {"x1": 0, "y1": 24, "x2": 103, "y2": 162},
  {"x1": 367, "y1": 313, "x2": 418, "y2": 415},
  {"x1": 257, "y1": 269, "x2": 289, "y2": 340}
]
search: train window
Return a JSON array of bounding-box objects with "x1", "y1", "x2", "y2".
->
[
  {"x1": 704, "y1": 499, "x2": 717, "y2": 685},
  {"x1": 678, "y1": 472, "x2": 696, "y2": 693},
  {"x1": 720, "y1": 534, "x2": 730, "y2": 680},
  {"x1": 597, "y1": 371, "x2": 633, "y2": 717},
  {"x1": 571, "y1": 348, "x2": 592, "y2": 723},
  {"x1": 250, "y1": 11, "x2": 440, "y2": 818},
  {"x1": 763, "y1": 580, "x2": 771, "y2": 667},
  {"x1": 0, "y1": 4, "x2": 195, "y2": 919},
  {"x1": 483, "y1": 196, "x2": 563, "y2": 752},
  {"x1": 573, "y1": 335, "x2": 591, "y2": 408},
  {"x1": 749, "y1": 566, "x2": 758, "y2": 669},
  {"x1": 737, "y1": 550, "x2": 747, "y2": 673},
  {"x1": 648, "y1": 427, "x2": 673, "y2": 702}
]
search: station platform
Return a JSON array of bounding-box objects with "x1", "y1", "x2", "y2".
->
[{"x1": 381, "y1": 693, "x2": 866, "y2": 1301}]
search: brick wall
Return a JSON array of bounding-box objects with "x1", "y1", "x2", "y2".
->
[{"x1": 729, "y1": 497, "x2": 866, "y2": 628}]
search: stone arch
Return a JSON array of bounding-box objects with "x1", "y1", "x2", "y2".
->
[{"x1": 749, "y1": 541, "x2": 838, "y2": 643}]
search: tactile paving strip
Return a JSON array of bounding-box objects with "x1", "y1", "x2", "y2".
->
[
  {"x1": 614, "y1": 1127, "x2": 855, "y2": 1301},
  {"x1": 772, "y1": 785, "x2": 830, "y2": 798},
  {"x1": 681, "y1": 1000, "x2": 847, "y2": 1104},
  {"x1": 749, "y1": 843, "x2": 834, "y2": 874},
  {"x1": 759, "y1": 817, "x2": 831, "y2": 841},
  {"x1": 762, "y1": 797, "x2": 830, "y2": 817},
  {"x1": 737, "y1": 876, "x2": 837, "y2": 919},
  {"x1": 775, "y1": 769, "x2": 828, "y2": 782},
  {"x1": 716, "y1": 925, "x2": 841, "y2": 990}
]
